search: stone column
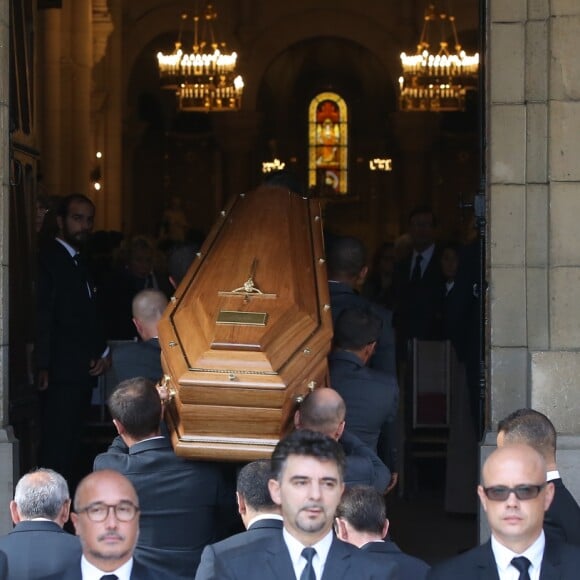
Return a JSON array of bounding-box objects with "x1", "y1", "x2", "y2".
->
[
  {"x1": 37, "y1": 7, "x2": 62, "y2": 196},
  {"x1": 212, "y1": 112, "x2": 263, "y2": 207},
  {"x1": 483, "y1": 0, "x2": 580, "y2": 540},
  {"x1": 92, "y1": 0, "x2": 118, "y2": 230},
  {"x1": 0, "y1": 0, "x2": 18, "y2": 534},
  {"x1": 389, "y1": 111, "x2": 440, "y2": 224},
  {"x1": 69, "y1": 0, "x2": 92, "y2": 196}
]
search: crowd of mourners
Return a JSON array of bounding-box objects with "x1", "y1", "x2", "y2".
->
[{"x1": 0, "y1": 191, "x2": 576, "y2": 579}]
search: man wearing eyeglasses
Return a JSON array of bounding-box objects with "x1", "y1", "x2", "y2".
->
[
  {"x1": 427, "y1": 445, "x2": 580, "y2": 580},
  {"x1": 49, "y1": 469, "x2": 165, "y2": 580}
]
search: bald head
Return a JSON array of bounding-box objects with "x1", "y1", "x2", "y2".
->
[
  {"x1": 295, "y1": 388, "x2": 346, "y2": 440},
  {"x1": 131, "y1": 289, "x2": 167, "y2": 340},
  {"x1": 478, "y1": 445, "x2": 554, "y2": 554},
  {"x1": 74, "y1": 470, "x2": 138, "y2": 513},
  {"x1": 482, "y1": 444, "x2": 546, "y2": 487},
  {"x1": 72, "y1": 470, "x2": 140, "y2": 572}
]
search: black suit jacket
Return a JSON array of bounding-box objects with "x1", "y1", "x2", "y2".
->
[
  {"x1": 36, "y1": 239, "x2": 106, "y2": 383},
  {"x1": 340, "y1": 430, "x2": 391, "y2": 492},
  {"x1": 0, "y1": 520, "x2": 81, "y2": 580},
  {"x1": 0, "y1": 551, "x2": 7, "y2": 580},
  {"x1": 392, "y1": 246, "x2": 445, "y2": 346},
  {"x1": 94, "y1": 436, "x2": 235, "y2": 578},
  {"x1": 195, "y1": 518, "x2": 283, "y2": 580},
  {"x1": 42, "y1": 557, "x2": 166, "y2": 580},
  {"x1": 362, "y1": 540, "x2": 430, "y2": 580},
  {"x1": 211, "y1": 533, "x2": 398, "y2": 580},
  {"x1": 328, "y1": 281, "x2": 397, "y2": 376},
  {"x1": 330, "y1": 350, "x2": 399, "y2": 470},
  {"x1": 544, "y1": 478, "x2": 580, "y2": 547},
  {"x1": 426, "y1": 537, "x2": 580, "y2": 580},
  {"x1": 113, "y1": 338, "x2": 163, "y2": 384}
]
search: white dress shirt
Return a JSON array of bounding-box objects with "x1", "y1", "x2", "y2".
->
[
  {"x1": 409, "y1": 243, "x2": 435, "y2": 279},
  {"x1": 80, "y1": 555, "x2": 133, "y2": 580},
  {"x1": 283, "y1": 528, "x2": 333, "y2": 580},
  {"x1": 491, "y1": 531, "x2": 545, "y2": 580}
]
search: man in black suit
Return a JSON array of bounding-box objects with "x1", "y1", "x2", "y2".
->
[
  {"x1": 93, "y1": 377, "x2": 235, "y2": 578},
  {"x1": 113, "y1": 289, "x2": 167, "y2": 383},
  {"x1": 497, "y1": 408, "x2": 580, "y2": 546},
  {"x1": 0, "y1": 468, "x2": 81, "y2": 579},
  {"x1": 427, "y1": 444, "x2": 580, "y2": 580},
  {"x1": 329, "y1": 307, "x2": 399, "y2": 491},
  {"x1": 295, "y1": 388, "x2": 391, "y2": 493},
  {"x1": 327, "y1": 235, "x2": 397, "y2": 376},
  {"x1": 392, "y1": 206, "x2": 444, "y2": 359},
  {"x1": 335, "y1": 485, "x2": 429, "y2": 579},
  {"x1": 196, "y1": 460, "x2": 283, "y2": 579},
  {"x1": 208, "y1": 430, "x2": 398, "y2": 579},
  {"x1": 36, "y1": 193, "x2": 110, "y2": 482},
  {"x1": 52, "y1": 469, "x2": 166, "y2": 579}
]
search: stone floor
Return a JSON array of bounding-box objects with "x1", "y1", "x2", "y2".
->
[{"x1": 388, "y1": 491, "x2": 478, "y2": 565}]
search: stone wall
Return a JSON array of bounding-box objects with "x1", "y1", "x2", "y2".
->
[{"x1": 484, "y1": 0, "x2": 580, "y2": 538}]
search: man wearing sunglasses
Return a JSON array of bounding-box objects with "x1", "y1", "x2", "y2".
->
[
  {"x1": 427, "y1": 445, "x2": 580, "y2": 579},
  {"x1": 497, "y1": 408, "x2": 580, "y2": 547}
]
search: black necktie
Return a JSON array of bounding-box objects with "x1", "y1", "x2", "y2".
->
[
  {"x1": 100, "y1": 575, "x2": 118, "y2": 580},
  {"x1": 411, "y1": 253, "x2": 423, "y2": 282},
  {"x1": 300, "y1": 547, "x2": 317, "y2": 580},
  {"x1": 511, "y1": 556, "x2": 531, "y2": 580}
]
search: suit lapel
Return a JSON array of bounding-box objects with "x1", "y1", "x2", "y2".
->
[
  {"x1": 321, "y1": 538, "x2": 352, "y2": 580},
  {"x1": 539, "y1": 537, "x2": 561, "y2": 580},
  {"x1": 476, "y1": 542, "x2": 501, "y2": 580},
  {"x1": 265, "y1": 536, "x2": 296, "y2": 580}
]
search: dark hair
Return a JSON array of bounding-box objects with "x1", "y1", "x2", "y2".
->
[
  {"x1": 498, "y1": 408, "x2": 556, "y2": 457},
  {"x1": 108, "y1": 377, "x2": 161, "y2": 439},
  {"x1": 334, "y1": 307, "x2": 383, "y2": 350},
  {"x1": 168, "y1": 242, "x2": 199, "y2": 286},
  {"x1": 56, "y1": 193, "x2": 95, "y2": 219},
  {"x1": 326, "y1": 236, "x2": 367, "y2": 279},
  {"x1": 336, "y1": 485, "x2": 386, "y2": 536},
  {"x1": 408, "y1": 205, "x2": 436, "y2": 226},
  {"x1": 237, "y1": 460, "x2": 276, "y2": 511},
  {"x1": 127, "y1": 235, "x2": 154, "y2": 258},
  {"x1": 271, "y1": 429, "x2": 345, "y2": 481}
]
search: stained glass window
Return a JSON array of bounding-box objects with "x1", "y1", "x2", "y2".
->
[{"x1": 308, "y1": 92, "x2": 348, "y2": 195}]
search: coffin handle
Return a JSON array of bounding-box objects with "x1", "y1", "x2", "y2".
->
[{"x1": 158, "y1": 375, "x2": 177, "y2": 403}]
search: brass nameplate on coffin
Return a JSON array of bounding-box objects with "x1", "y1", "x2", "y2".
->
[
  {"x1": 218, "y1": 291, "x2": 277, "y2": 299},
  {"x1": 217, "y1": 310, "x2": 268, "y2": 326}
]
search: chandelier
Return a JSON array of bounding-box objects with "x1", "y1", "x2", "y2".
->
[
  {"x1": 156, "y1": 2, "x2": 244, "y2": 112},
  {"x1": 399, "y1": 3, "x2": 479, "y2": 112}
]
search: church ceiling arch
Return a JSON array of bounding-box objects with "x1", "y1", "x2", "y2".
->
[{"x1": 121, "y1": 2, "x2": 402, "y2": 112}]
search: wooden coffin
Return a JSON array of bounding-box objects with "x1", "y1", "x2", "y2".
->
[{"x1": 158, "y1": 186, "x2": 333, "y2": 461}]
